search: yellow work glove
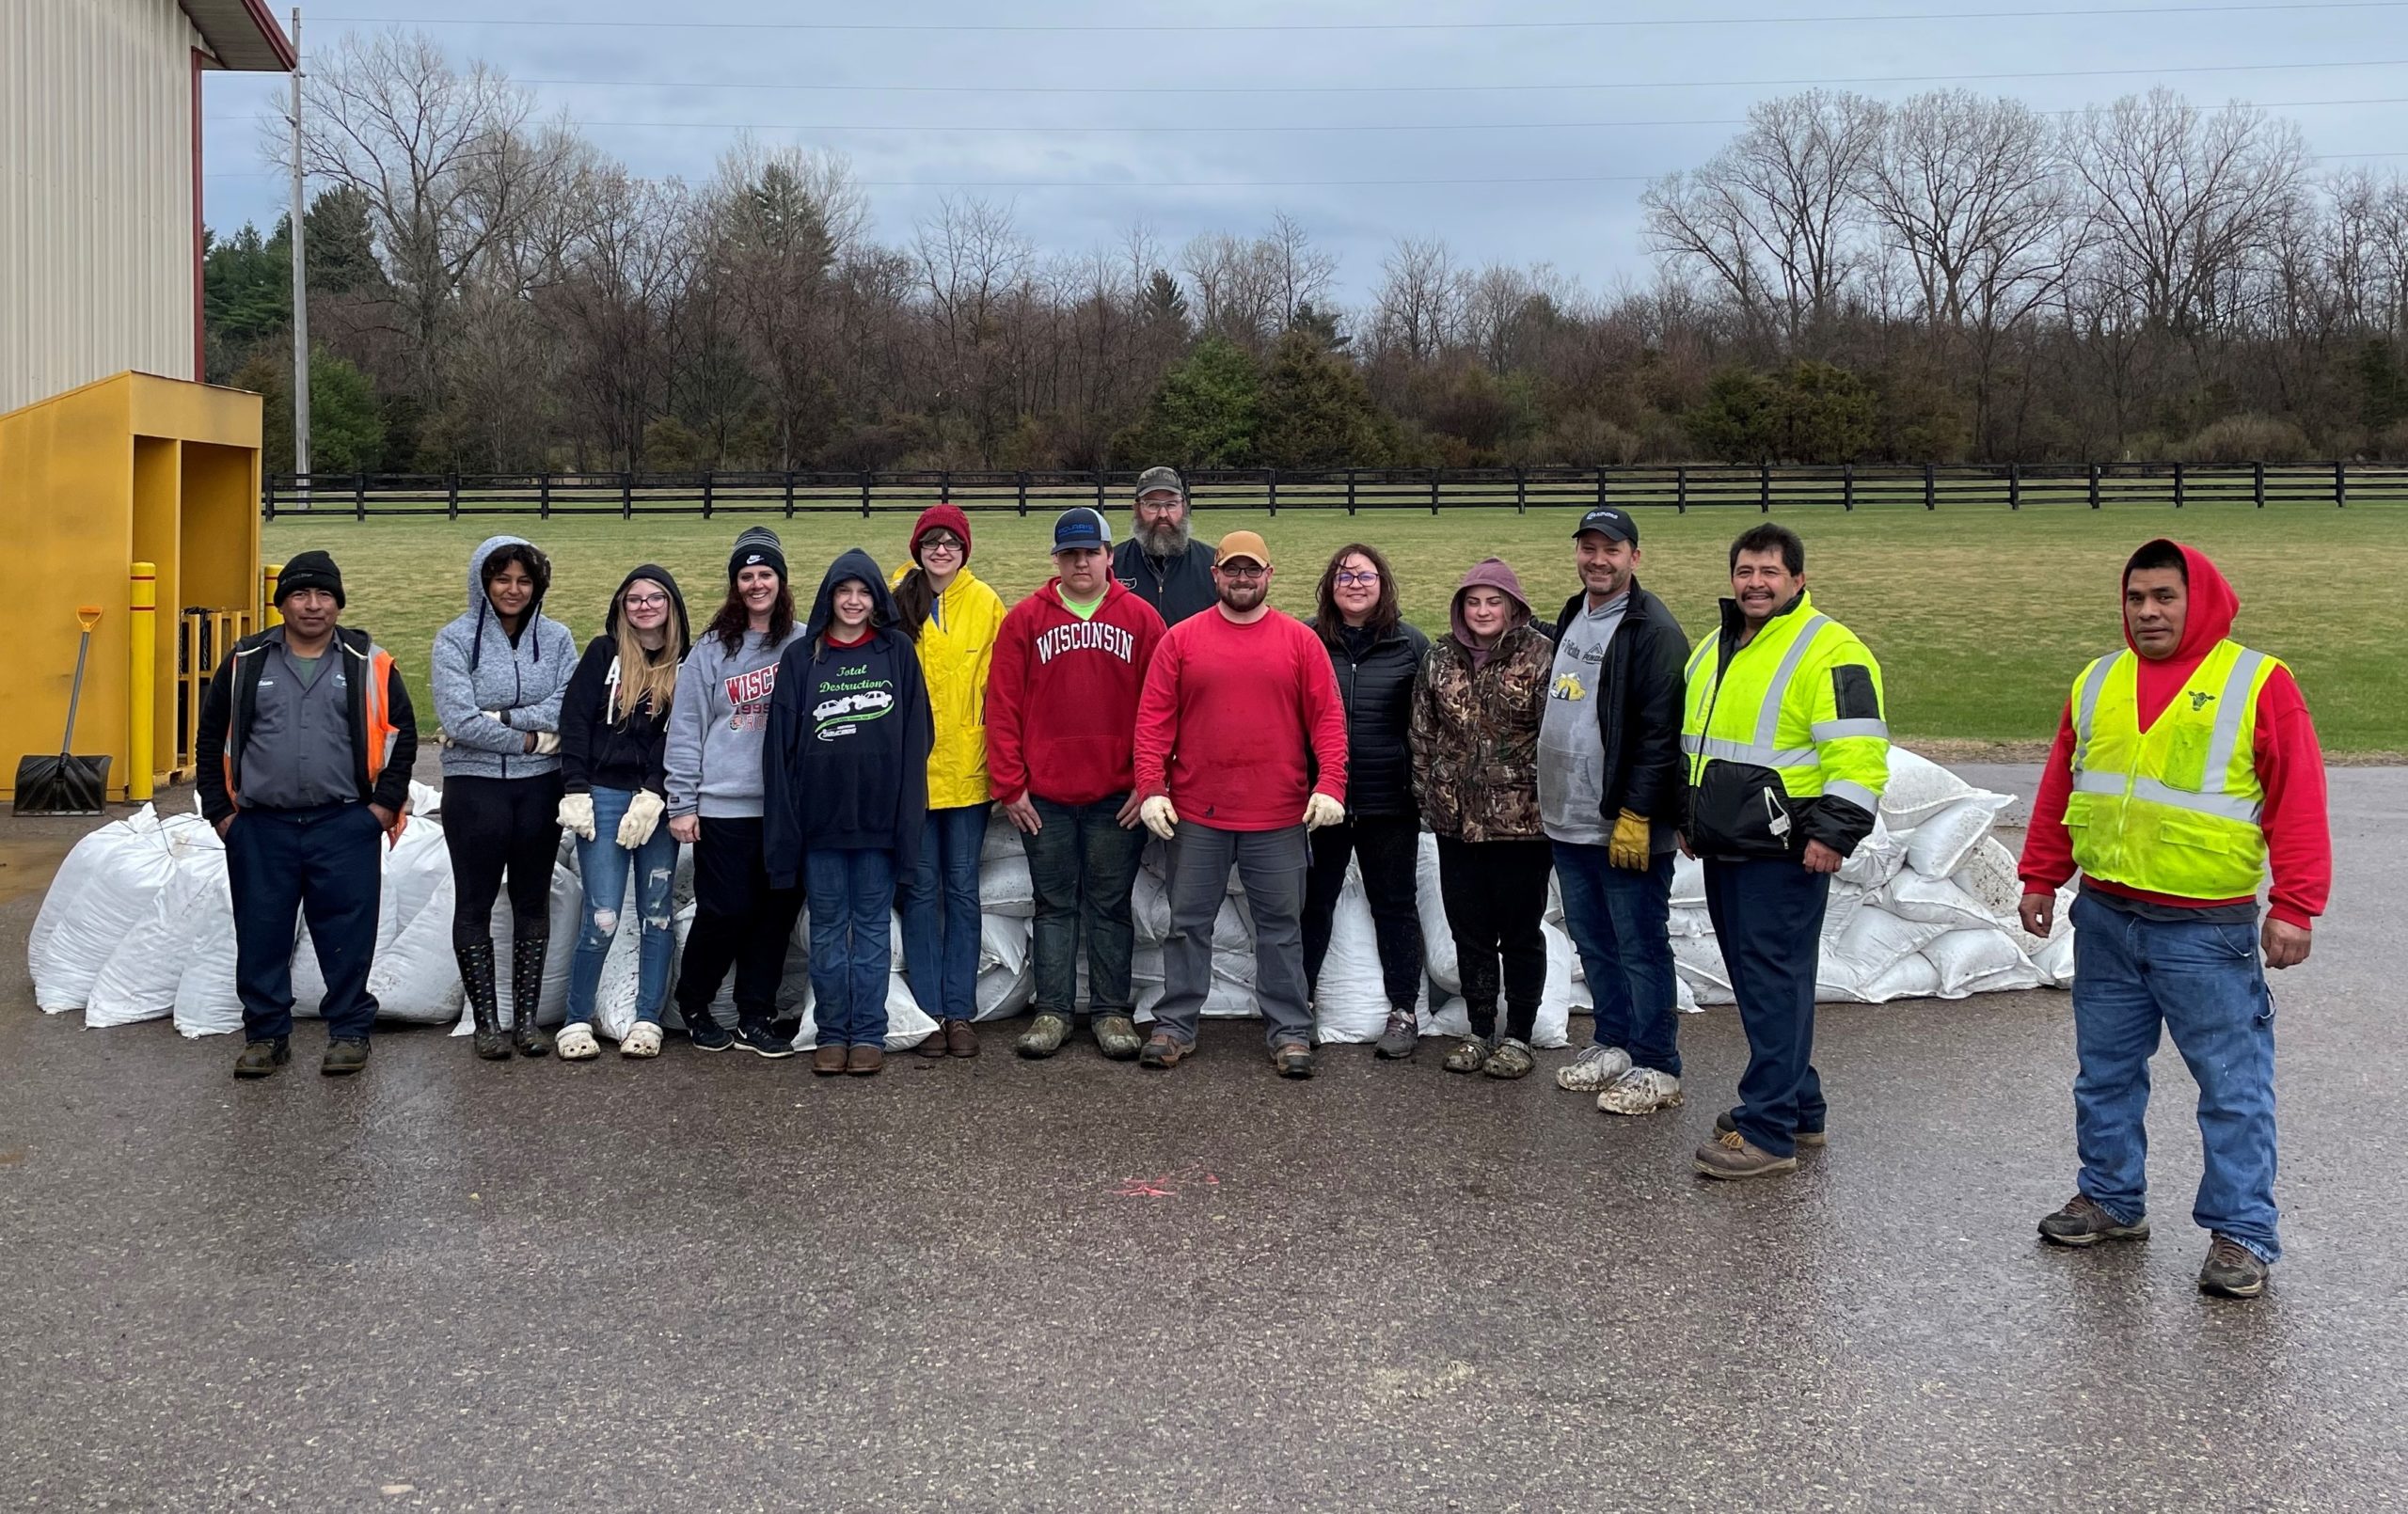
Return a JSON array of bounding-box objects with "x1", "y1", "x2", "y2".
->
[
  {"x1": 1302, "y1": 794, "x2": 1346, "y2": 831},
  {"x1": 1140, "y1": 795, "x2": 1180, "y2": 841},
  {"x1": 557, "y1": 792, "x2": 596, "y2": 842},
  {"x1": 1608, "y1": 809, "x2": 1652, "y2": 871}
]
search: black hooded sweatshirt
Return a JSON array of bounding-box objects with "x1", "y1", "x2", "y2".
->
[
  {"x1": 763, "y1": 548, "x2": 934, "y2": 890},
  {"x1": 560, "y1": 564, "x2": 692, "y2": 798}
]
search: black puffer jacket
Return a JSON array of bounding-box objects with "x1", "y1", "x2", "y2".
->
[{"x1": 1319, "y1": 620, "x2": 1430, "y2": 818}]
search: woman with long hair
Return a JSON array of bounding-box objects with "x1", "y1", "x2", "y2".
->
[
  {"x1": 1410, "y1": 557, "x2": 1556, "y2": 1080},
  {"x1": 764, "y1": 550, "x2": 933, "y2": 1077},
  {"x1": 663, "y1": 527, "x2": 807, "y2": 1058},
  {"x1": 432, "y1": 535, "x2": 578, "y2": 1060},
  {"x1": 890, "y1": 505, "x2": 1006, "y2": 1057},
  {"x1": 1302, "y1": 544, "x2": 1430, "y2": 1061},
  {"x1": 554, "y1": 566, "x2": 691, "y2": 1061}
]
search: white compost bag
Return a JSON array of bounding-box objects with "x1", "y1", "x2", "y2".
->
[
  {"x1": 1927, "y1": 928, "x2": 2045, "y2": 997},
  {"x1": 1880, "y1": 748, "x2": 1980, "y2": 828},
  {"x1": 1837, "y1": 815, "x2": 1909, "y2": 889},
  {"x1": 978, "y1": 853, "x2": 1035, "y2": 918},
  {"x1": 1415, "y1": 832, "x2": 1460, "y2": 994},
  {"x1": 172, "y1": 864, "x2": 245, "y2": 1037},
  {"x1": 1877, "y1": 872, "x2": 2000, "y2": 932},
  {"x1": 1312, "y1": 879, "x2": 1401, "y2": 1043},
  {"x1": 86, "y1": 834, "x2": 227, "y2": 1028},
  {"x1": 1858, "y1": 951, "x2": 1943, "y2": 1003},
  {"x1": 32, "y1": 806, "x2": 186, "y2": 1013},
  {"x1": 1906, "y1": 793, "x2": 2016, "y2": 878}
]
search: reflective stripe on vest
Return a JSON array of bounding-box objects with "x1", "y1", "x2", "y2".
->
[
  {"x1": 1683, "y1": 614, "x2": 1831, "y2": 769},
  {"x1": 2072, "y1": 645, "x2": 2268, "y2": 825}
]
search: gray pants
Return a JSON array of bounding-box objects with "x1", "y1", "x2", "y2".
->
[{"x1": 1154, "y1": 820, "x2": 1311, "y2": 1049}]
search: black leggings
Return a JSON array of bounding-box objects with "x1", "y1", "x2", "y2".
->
[
  {"x1": 445, "y1": 773, "x2": 564, "y2": 949},
  {"x1": 1435, "y1": 835, "x2": 1552, "y2": 1041}
]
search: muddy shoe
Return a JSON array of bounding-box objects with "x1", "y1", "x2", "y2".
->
[
  {"x1": 1373, "y1": 1011, "x2": 1418, "y2": 1061},
  {"x1": 1271, "y1": 1041, "x2": 1316, "y2": 1079},
  {"x1": 1018, "y1": 1013, "x2": 1071, "y2": 1059},
  {"x1": 2198, "y1": 1234, "x2": 2269, "y2": 1299},
  {"x1": 1137, "y1": 1033, "x2": 1188, "y2": 1070},
  {"x1": 1557, "y1": 1044, "x2": 1632, "y2": 1093},
  {"x1": 320, "y1": 1038, "x2": 371, "y2": 1077},
  {"x1": 1443, "y1": 1036, "x2": 1493, "y2": 1074},
  {"x1": 232, "y1": 1037, "x2": 290, "y2": 1080},
  {"x1": 1483, "y1": 1038, "x2": 1537, "y2": 1080},
  {"x1": 1693, "y1": 1128, "x2": 1797, "y2": 1180},
  {"x1": 1718, "y1": 1110, "x2": 1826, "y2": 1149},
  {"x1": 1596, "y1": 1066, "x2": 1684, "y2": 1115},
  {"x1": 2037, "y1": 1193, "x2": 2150, "y2": 1249},
  {"x1": 1093, "y1": 1015, "x2": 1144, "y2": 1061}
]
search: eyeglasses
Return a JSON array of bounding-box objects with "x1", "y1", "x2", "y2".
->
[
  {"x1": 1333, "y1": 571, "x2": 1381, "y2": 587},
  {"x1": 919, "y1": 535, "x2": 964, "y2": 553},
  {"x1": 624, "y1": 593, "x2": 669, "y2": 609},
  {"x1": 1216, "y1": 563, "x2": 1268, "y2": 580}
]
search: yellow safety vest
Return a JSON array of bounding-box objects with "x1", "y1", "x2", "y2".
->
[
  {"x1": 2065, "y1": 638, "x2": 2278, "y2": 900},
  {"x1": 1681, "y1": 591, "x2": 1889, "y2": 816}
]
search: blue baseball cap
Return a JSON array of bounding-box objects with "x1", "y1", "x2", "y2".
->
[
  {"x1": 1053, "y1": 507, "x2": 1112, "y2": 553},
  {"x1": 1576, "y1": 507, "x2": 1638, "y2": 545}
]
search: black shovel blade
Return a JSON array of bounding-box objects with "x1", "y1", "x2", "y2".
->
[{"x1": 12, "y1": 753, "x2": 113, "y2": 816}]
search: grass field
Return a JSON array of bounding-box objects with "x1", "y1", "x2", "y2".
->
[{"x1": 261, "y1": 502, "x2": 2407, "y2": 754}]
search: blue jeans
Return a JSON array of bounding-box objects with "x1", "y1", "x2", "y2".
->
[
  {"x1": 808, "y1": 847, "x2": 897, "y2": 1047},
  {"x1": 900, "y1": 804, "x2": 988, "y2": 1022},
  {"x1": 1021, "y1": 793, "x2": 1148, "y2": 1016},
  {"x1": 2068, "y1": 891, "x2": 2280, "y2": 1263},
  {"x1": 564, "y1": 787, "x2": 680, "y2": 1028},
  {"x1": 1702, "y1": 857, "x2": 1830, "y2": 1158},
  {"x1": 1554, "y1": 842, "x2": 1680, "y2": 1077}
]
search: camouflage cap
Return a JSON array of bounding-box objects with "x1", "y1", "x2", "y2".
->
[{"x1": 1133, "y1": 465, "x2": 1186, "y2": 501}]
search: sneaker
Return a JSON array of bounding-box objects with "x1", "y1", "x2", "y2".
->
[
  {"x1": 1017, "y1": 1013, "x2": 1071, "y2": 1059},
  {"x1": 812, "y1": 1044, "x2": 848, "y2": 1075},
  {"x1": 1272, "y1": 1041, "x2": 1316, "y2": 1079},
  {"x1": 734, "y1": 1020, "x2": 797, "y2": 1059},
  {"x1": 1137, "y1": 1033, "x2": 1188, "y2": 1070},
  {"x1": 2036, "y1": 1193, "x2": 2151, "y2": 1249},
  {"x1": 1373, "y1": 1010, "x2": 1418, "y2": 1061},
  {"x1": 233, "y1": 1037, "x2": 290, "y2": 1080},
  {"x1": 555, "y1": 1024, "x2": 600, "y2": 1061},
  {"x1": 620, "y1": 1022, "x2": 664, "y2": 1059},
  {"x1": 847, "y1": 1043, "x2": 886, "y2": 1077},
  {"x1": 1442, "y1": 1036, "x2": 1492, "y2": 1074},
  {"x1": 1483, "y1": 1038, "x2": 1537, "y2": 1080},
  {"x1": 1717, "y1": 1110, "x2": 1827, "y2": 1149},
  {"x1": 2198, "y1": 1234, "x2": 2270, "y2": 1300},
  {"x1": 320, "y1": 1038, "x2": 371, "y2": 1077},
  {"x1": 1093, "y1": 1015, "x2": 1144, "y2": 1061},
  {"x1": 945, "y1": 1019, "x2": 980, "y2": 1059},
  {"x1": 1557, "y1": 1044, "x2": 1633, "y2": 1093},
  {"x1": 1693, "y1": 1128, "x2": 1797, "y2": 1180},
  {"x1": 1596, "y1": 1066, "x2": 1684, "y2": 1115},
  {"x1": 686, "y1": 1014, "x2": 735, "y2": 1053}
]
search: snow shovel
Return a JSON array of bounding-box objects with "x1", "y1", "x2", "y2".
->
[{"x1": 14, "y1": 608, "x2": 113, "y2": 816}]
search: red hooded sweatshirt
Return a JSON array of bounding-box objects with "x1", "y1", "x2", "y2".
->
[
  {"x1": 986, "y1": 577, "x2": 1165, "y2": 807},
  {"x1": 2018, "y1": 540, "x2": 2329, "y2": 929}
]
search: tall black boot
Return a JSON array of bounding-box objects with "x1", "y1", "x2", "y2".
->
[
  {"x1": 511, "y1": 934, "x2": 553, "y2": 1057},
  {"x1": 458, "y1": 938, "x2": 511, "y2": 1061}
]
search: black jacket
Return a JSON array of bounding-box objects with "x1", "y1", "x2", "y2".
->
[
  {"x1": 1112, "y1": 537, "x2": 1218, "y2": 626},
  {"x1": 195, "y1": 624, "x2": 419, "y2": 825},
  {"x1": 560, "y1": 565, "x2": 690, "y2": 799},
  {"x1": 1551, "y1": 579, "x2": 1689, "y2": 830},
  {"x1": 1318, "y1": 620, "x2": 1429, "y2": 818}
]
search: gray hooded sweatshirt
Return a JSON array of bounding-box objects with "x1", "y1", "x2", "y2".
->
[
  {"x1": 431, "y1": 534, "x2": 578, "y2": 781},
  {"x1": 664, "y1": 620, "x2": 805, "y2": 819}
]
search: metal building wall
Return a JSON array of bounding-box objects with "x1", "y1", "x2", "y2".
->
[{"x1": 0, "y1": 0, "x2": 202, "y2": 418}]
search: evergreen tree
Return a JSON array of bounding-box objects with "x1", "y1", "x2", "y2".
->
[
  {"x1": 1256, "y1": 331, "x2": 1394, "y2": 467},
  {"x1": 1113, "y1": 337, "x2": 1261, "y2": 466}
]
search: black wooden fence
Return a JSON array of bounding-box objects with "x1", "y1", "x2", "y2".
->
[{"x1": 261, "y1": 461, "x2": 2404, "y2": 520}]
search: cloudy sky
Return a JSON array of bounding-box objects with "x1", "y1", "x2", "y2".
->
[{"x1": 201, "y1": 0, "x2": 2408, "y2": 302}]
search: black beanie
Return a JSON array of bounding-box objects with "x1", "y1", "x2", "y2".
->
[
  {"x1": 729, "y1": 526, "x2": 786, "y2": 584},
  {"x1": 277, "y1": 550, "x2": 345, "y2": 608}
]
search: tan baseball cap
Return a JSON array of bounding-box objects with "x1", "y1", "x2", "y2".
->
[{"x1": 1214, "y1": 529, "x2": 1271, "y2": 568}]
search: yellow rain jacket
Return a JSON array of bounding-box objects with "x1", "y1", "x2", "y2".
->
[{"x1": 892, "y1": 564, "x2": 1006, "y2": 809}]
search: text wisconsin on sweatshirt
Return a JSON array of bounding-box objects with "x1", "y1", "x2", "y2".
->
[
  {"x1": 723, "y1": 665, "x2": 777, "y2": 731},
  {"x1": 1034, "y1": 620, "x2": 1136, "y2": 665}
]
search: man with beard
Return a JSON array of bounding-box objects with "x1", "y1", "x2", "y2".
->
[
  {"x1": 1112, "y1": 465, "x2": 1218, "y2": 625},
  {"x1": 1133, "y1": 531, "x2": 1350, "y2": 1078}
]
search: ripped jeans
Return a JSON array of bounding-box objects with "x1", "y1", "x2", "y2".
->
[{"x1": 564, "y1": 786, "x2": 681, "y2": 1028}]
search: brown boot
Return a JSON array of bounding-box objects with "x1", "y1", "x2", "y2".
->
[
  {"x1": 847, "y1": 1043, "x2": 886, "y2": 1076},
  {"x1": 812, "y1": 1044, "x2": 848, "y2": 1076},
  {"x1": 945, "y1": 1018, "x2": 979, "y2": 1058}
]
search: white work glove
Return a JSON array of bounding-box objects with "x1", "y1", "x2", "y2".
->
[
  {"x1": 531, "y1": 731, "x2": 561, "y2": 756},
  {"x1": 1302, "y1": 793, "x2": 1345, "y2": 831},
  {"x1": 1140, "y1": 795, "x2": 1180, "y2": 841},
  {"x1": 557, "y1": 792, "x2": 595, "y2": 841},
  {"x1": 483, "y1": 709, "x2": 506, "y2": 726},
  {"x1": 617, "y1": 790, "x2": 666, "y2": 849}
]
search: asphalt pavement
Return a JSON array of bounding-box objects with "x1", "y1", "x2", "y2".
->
[{"x1": 2, "y1": 767, "x2": 2402, "y2": 1512}]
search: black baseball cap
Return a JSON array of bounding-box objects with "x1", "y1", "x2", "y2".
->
[{"x1": 1576, "y1": 508, "x2": 1638, "y2": 545}]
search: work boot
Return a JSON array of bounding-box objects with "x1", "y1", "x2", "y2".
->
[
  {"x1": 2198, "y1": 1234, "x2": 2270, "y2": 1300},
  {"x1": 812, "y1": 1044, "x2": 848, "y2": 1075},
  {"x1": 1373, "y1": 1010, "x2": 1418, "y2": 1061},
  {"x1": 1718, "y1": 1110, "x2": 1827, "y2": 1149},
  {"x1": 510, "y1": 935, "x2": 553, "y2": 1057},
  {"x1": 2036, "y1": 1193, "x2": 2149, "y2": 1249},
  {"x1": 847, "y1": 1043, "x2": 886, "y2": 1077},
  {"x1": 945, "y1": 1019, "x2": 980, "y2": 1058},
  {"x1": 1271, "y1": 1041, "x2": 1316, "y2": 1080},
  {"x1": 1137, "y1": 1033, "x2": 1188, "y2": 1070},
  {"x1": 458, "y1": 939, "x2": 511, "y2": 1061},
  {"x1": 320, "y1": 1038, "x2": 371, "y2": 1077},
  {"x1": 1693, "y1": 1128, "x2": 1798, "y2": 1181},
  {"x1": 1092, "y1": 1015, "x2": 1144, "y2": 1061},
  {"x1": 1017, "y1": 1012, "x2": 1071, "y2": 1059},
  {"x1": 232, "y1": 1037, "x2": 290, "y2": 1080}
]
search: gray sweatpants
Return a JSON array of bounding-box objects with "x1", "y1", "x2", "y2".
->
[{"x1": 1154, "y1": 820, "x2": 1312, "y2": 1049}]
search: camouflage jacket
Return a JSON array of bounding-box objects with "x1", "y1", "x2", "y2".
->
[{"x1": 1409, "y1": 624, "x2": 1554, "y2": 841}]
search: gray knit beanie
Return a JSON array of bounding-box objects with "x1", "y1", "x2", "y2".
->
[{"x1": 729, "y1": 526, "x2": 786, "y2": 584}]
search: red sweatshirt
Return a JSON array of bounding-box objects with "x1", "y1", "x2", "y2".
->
[
  {"x1": 1134, "y1": 606, "x2": 1349, "y2": 831},
  {"x1": 2018, "y1": 540, "x2": 2330, "y2": 929},
  {"x1": 986, "y1": 578, "x2": 1165, "y2": 807}
]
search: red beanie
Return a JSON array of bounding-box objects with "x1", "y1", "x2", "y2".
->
[{"x1": 911, "y1": 504, "x2": 974, "y2": 564}]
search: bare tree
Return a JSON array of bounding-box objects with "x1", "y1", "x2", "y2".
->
[{"x1": 1370, "y1": 236, "x2": 1465, "y2": 363}]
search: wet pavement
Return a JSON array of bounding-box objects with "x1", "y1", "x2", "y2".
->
[{"x1": 2, "y1": 768, "x2": 2403, "y2": 1511}]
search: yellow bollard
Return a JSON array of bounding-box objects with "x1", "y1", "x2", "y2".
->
[
  {"x1": 262, "y1": 562, "x2": 282, "y2": 627},
  {"x1": 129, "y1": 561, "x2": 156, "y2": 801}
]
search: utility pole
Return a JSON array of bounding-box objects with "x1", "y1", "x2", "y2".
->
[{"x1": 288, "y1": 8, "x2": 309, "y2": 484}]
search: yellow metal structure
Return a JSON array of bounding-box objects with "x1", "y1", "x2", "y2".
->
[
  {"x1": 129, "y1": 562, "x2": 156, "y2": 800},
  {"x1": 0, "y1": 371, "x2": 261, "y2": 800},
  {"x1": 262, "y1": 563, "x2": 282, "y2": 626}
]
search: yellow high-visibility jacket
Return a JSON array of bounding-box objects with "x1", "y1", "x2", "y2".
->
[
  {"x1": 891, "y1": 564, "x2": 1006, "y2": 810},
  {"x1": 1680, "y1": 590, "x2": 1888, "y2": 859}
]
